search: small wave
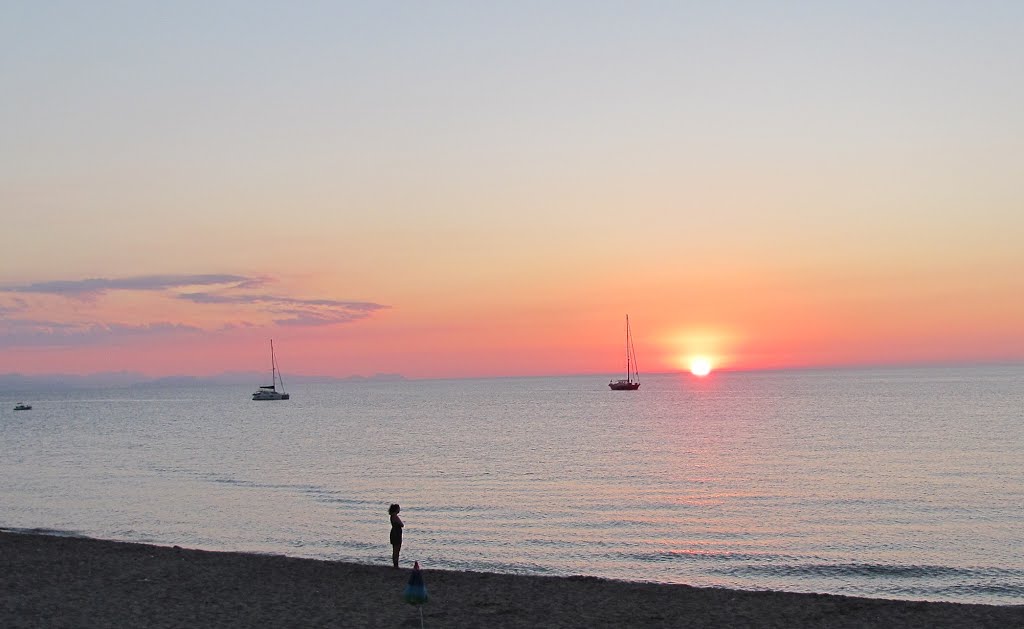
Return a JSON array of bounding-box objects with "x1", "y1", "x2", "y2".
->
[
  {"x1": 425, "y1": 557, "x2": 560, "y2": 576},
  {"x1": 617, "y1": 550, "x2": 801, "y2": 564},
  {"x1": 329, "y1": 539, "x2": 379, "y2": 552},
  {"x1": 716, "y1": 562, "x2": 1024, "y2": 581},
  {"x1": 209, "y1": 477, "x2": 258, "y2": 487},
  {"x1": 1, "y1": 526, "x2": 86, "y2": 538},
  {"x1": 146, "y1": 465, "x2": 382, "y2": 507},
  {"x1": 930, "y1": 583, "x2": 1024, "y2": 597},
  {"x1": 741, "y1": 565, "x2": 1019, "y2": 577},
  {"x1": 413, "y1": 504, "x2": 487, "y2": 514},
  {"x1": 815, "y1": 580, "x2": 1024, "y2": 604}
]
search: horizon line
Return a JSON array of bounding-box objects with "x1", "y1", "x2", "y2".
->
[{"x1": 3, "y1": 358, "x2": 1021, "y2": 385}]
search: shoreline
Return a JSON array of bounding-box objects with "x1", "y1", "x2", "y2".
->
[{"x1": 2, "y1": 531, "x2": 1021, "y2": 628}]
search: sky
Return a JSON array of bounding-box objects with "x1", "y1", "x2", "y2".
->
[{"x1": 2, "y1": 1, "x2": 1022, "y2": 379}]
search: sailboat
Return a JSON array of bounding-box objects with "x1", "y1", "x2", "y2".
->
[
  {"x1": 252, "y1": 339, "x2": 290, "y2": 401},
  {"x1": 608, "y1": 315, "x2": 640, "y2": 390}
]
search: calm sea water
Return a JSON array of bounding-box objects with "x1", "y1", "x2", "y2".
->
[{"x1": 2, "y1": 366, "x2": 1022, "y2": 605}]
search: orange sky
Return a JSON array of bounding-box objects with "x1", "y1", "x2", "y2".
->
[{"x1": 2, "y1": 252, "x2": 1021, "y2": 379}]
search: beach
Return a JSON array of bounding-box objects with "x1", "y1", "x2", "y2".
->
[{"x1": 1, "y1": 531, "x2": 1020, "y2": 628}]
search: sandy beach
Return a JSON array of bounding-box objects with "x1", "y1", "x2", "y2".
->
[{"x1": 1, "y1": 531, "x2": 1020, "y2": 628}]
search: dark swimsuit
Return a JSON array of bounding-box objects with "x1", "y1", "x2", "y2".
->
[{"x1": 390, "y1": 514, "x2": 403, "y2": 545}]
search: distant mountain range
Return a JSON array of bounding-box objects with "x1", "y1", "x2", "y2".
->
[{"x1": 0, "y1": 372, "x2": 406, "y2": 392}]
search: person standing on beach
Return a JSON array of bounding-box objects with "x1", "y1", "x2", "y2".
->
[{"x1": 389, "y1": 503, "x2": 404, "y2": 568}]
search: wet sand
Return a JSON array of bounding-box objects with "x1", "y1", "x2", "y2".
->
[{"x1": 1, "y1": 531, "x2": 1021, "y2": 628}]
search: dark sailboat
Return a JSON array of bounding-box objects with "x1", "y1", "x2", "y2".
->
[
  {"x1": 252, "y1": 339, "x2": 290, "y2": 401},
  {"x1": 609, "y1": 315, "x2": 640, "y2": 390}
]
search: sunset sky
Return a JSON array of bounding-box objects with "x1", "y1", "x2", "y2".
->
[{"x1": 2, "y1": 2, "x2": 1022, "y2": 379}]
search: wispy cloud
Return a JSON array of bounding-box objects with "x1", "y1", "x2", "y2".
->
[
  {"x1": 0, "y1": 296, "x2": 29, "y2": 315},
  {"x1": 0, "y1": 274, "x2": 258, "y2": 298},
  {"x1": 0, "y1": 320, "x2": 205, "y2": 348},
  {"x1": 273, "y1": 309, "x2": 378, "y2": 327},
  {"x1": 177, "y1": 292, "x2": 384, "y2": 310},
  {"x1": 179, "y1": 292, "x2": 389, "y2": 327},
  {"x1": 0, "y1": 273, "x2": 391, "y2": 347}
]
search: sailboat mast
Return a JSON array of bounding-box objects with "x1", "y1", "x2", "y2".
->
[
  {"x1": 270, "y1": 339, "x2": 277, "y2": 389},
  {"x1": 625, "y1": 315, "x2": 631, "y2": 382},
  {"x1": 628, "y1": 317, "x2": 639, "y2": 382}
]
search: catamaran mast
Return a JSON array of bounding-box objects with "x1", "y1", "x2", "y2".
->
[
  {"x1": 270, "y1": 339, "x2": 277, "y2": 390},
  {"x1": 273, "y1": 340, "x2": 285, "y2": 391}
]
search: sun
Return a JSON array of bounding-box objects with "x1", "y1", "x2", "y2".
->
[{"x1": 689, "y1": 357, "x2": 713, "y2": 377}]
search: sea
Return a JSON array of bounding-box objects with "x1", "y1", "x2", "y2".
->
[{"x1": 2, "y1": 366, "x2": 1022, "y2": 605}]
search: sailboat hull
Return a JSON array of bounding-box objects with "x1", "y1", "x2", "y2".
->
[
  {"x1": 252, "y1": 390, "x2": 290, "y2": 401},
  {"x1": 608, "y1": 381, "x2": 640, "y2": 391}
]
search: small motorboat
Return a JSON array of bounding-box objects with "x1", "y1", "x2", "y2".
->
[{"x1": 13, "y1": 403, "x2": 32, "y2": 411}]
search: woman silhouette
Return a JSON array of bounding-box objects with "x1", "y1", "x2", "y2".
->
[{"x1": 388, "y1": 503, "x2": 404, "y2": 568}]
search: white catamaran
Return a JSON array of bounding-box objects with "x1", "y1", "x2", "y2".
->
[
  {"x1": 608, "y1": 315, "x2": 640, "y2": 390},
  {"x1": 252, "y1": 339, "x2": 290, "y2": 401}
]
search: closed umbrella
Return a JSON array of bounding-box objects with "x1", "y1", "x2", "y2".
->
[{"x1": 404, "y1": 561, "x2": 428, "y2": 627}]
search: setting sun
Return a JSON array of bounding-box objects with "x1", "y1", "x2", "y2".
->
[{"x1": 689, "y1": 357, "x2": 713, "y2": 377}]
